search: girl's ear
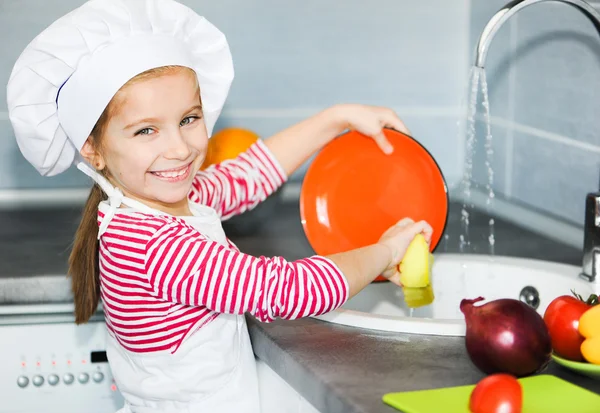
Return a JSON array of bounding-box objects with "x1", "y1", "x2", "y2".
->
[{"x1": 80, "y1": 137, "x2": 106, "y2": 171}]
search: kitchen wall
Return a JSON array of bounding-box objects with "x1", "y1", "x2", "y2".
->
[
  {"x1": 0, "y1": 0, "x2": 470, "y2": 195},
  {"x1": 468, "y1": 0, "x2": 600, "y2": 247},
  {"x1": 5, "y1": 0, "x2": 594, "y2": 249}
]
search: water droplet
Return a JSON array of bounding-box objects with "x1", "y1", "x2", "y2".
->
[{"x1": 443, "y1": 234, "x2": 450, "y2": 252}]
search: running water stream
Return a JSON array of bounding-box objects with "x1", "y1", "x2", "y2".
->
[{"x1": 458, "y1": 66, "x2": 496, "y2": 260}]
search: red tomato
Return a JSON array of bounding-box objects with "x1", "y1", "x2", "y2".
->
[
  {"x1": 543, "y1": 295, "x2": 591, "y2": 361},
  {"x1": 469, "y1": 374, "x2": 522, "y2": 413}
]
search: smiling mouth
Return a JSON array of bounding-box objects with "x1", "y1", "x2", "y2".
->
[{"x1": 149, "y1": 162, "x2": 192, "y2": 181}]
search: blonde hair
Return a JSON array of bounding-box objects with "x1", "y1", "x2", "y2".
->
[{"x1": 69, "y1": 65, "x2": 198, "y2": 324}]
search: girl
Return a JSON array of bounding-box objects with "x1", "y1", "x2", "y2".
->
[{"x1": 7, "y1": 0, "x2": 433, "y2": 412}]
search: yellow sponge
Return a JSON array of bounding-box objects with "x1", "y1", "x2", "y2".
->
[
  {"x1": 402, "y1": 285, "x2": 435, "y2": 308},
  {"x1": 399, "y1": 234, "x2": 433, "y2": 288},
  {"x1": 399, "y1": 234, "x2": 435, "y2": 308}
]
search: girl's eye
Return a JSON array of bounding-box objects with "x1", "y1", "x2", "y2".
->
[
  {"x1": 135, "y1": 128, "x2": 154, "y2": 136},
  {"x1": 180, "y1": 116, "x2": 199, "y2": 127}
]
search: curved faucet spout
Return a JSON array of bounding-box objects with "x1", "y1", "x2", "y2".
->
[{"x1": 474, "y1": 0, "x2": 600, "y2": 68}]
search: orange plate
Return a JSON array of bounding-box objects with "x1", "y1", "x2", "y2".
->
[{"x1": 299, "y1": 128, "x2": 449, "y2": 282}]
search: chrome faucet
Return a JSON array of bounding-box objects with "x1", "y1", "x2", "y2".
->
[
  {"x1": 474, "y1": 0, "x2": 600, "y2": 69},
  {"x1": 581, "y1": 193, "x2": 600, "y2": 282},
  {"x1": 473, "y1": 0, "x2": 600, "y2": 283}
]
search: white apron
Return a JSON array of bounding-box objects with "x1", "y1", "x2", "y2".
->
[
  {"x1": 96, "y1": 193, "x2": 261, "y2": 413},
  {"x1": 76, "y1": 162, "x2": 262, "y2": 413}
]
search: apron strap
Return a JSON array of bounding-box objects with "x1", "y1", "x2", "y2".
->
[{"x1": 77, "y1": 161, "x2": 160, "y2": 238}]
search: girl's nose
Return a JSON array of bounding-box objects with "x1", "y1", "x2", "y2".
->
[{"x1": 164, "y1": 130, "x2": 192, "y2": 160}]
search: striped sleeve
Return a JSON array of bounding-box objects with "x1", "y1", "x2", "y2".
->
[
  {"x1": 144, "y1": 221, "x2": 350, "y2": 322},
  {"x1": 189, "y1": 139, "x2": 287, "y2": 219}
]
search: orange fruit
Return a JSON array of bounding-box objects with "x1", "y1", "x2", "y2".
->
[{"x1": 201, "y1": 127, "x2": 260, "y2": 169}]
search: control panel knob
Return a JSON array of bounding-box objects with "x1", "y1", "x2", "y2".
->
[
  {"x1": 48, "y1": 374, "x2": 59, "y2": 386},
  {"x1": 17, "y1": 376, "x2": 29, "y2": 388},
  {"x1": 32, "y1": 375, "x2": 44, "y2": 387},
  {"x1": 63, "y1": 373, "x2": 75, "y2": 385},
  {"x1": 78, "y1": 372, "x2": 90, "y2": 384},
  {"x1": 92, "y1": 372, "x2": 105, "y2": 383}
]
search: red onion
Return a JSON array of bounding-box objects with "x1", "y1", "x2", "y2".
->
[{"x1": 460, "y1": 297, "x2": 552, "y2": 377}]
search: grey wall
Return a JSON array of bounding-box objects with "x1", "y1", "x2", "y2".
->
[
  {"x1": 469, "y1": 0, "x2": 600, "y2": 228},
  {"x1": 0, "y1": 0, "x2": 470, "y2": 190},
  {"x1": 7, "y1": 0, "x2": 595, "y2": 237}
]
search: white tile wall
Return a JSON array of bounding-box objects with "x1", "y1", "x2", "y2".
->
[{"x1": 468, "y1": 0, "x2": 600, "y2": 230}]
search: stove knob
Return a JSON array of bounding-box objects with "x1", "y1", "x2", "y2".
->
[
  {"x1": 92, "y1": 372, "x2": 104, "y2": 383},
  {"x1": 48, "y1": 374, "x2": 59, "y2": 386},
  {"x1": 32, "y1": 375, "x2": 44, "y2": 387},
  {"x1": 17, "y1": 376, "x2": 29, "y2": 388},
  {"x1": 63, "y1": 373, "x2": 75, "y2": 385},
  {"x1": 78, "y1": 372, "x2": 89, "y2": 384}
]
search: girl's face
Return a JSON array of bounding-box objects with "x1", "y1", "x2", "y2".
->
[{"x1": 82, "y1": 68, "x2": 207, "y2": 215}]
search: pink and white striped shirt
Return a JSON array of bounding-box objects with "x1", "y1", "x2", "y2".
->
[{"x1": 98, "y1": 140, "x2": 349, "y2": 354}]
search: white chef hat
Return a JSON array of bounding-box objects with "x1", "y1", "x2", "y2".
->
[{"x1": 7, "y1": 0, "x2": 234, "y2": 178}]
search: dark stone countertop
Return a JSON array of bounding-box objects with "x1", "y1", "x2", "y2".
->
[
  {"x1": 0, "y1": 193, "x2": 598, "y2": 412},
  {"x1": 248, "y1": 318, "x2": 600, "y2": 413}
]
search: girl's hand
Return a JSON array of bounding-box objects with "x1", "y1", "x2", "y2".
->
[
  {"x1": 330, "y1": 104, "x2": 411, "y2": 155},
  {"x1": 377, "y1": 218, "x2": 433, "y2": 286}
]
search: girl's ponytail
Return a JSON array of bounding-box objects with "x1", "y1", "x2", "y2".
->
[{"x1": 68, "y1": 183, "x2": 105, "y2": 324}]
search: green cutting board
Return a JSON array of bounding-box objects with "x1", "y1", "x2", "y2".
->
[{"x1": 382, "y1": 375, "x2": 600, "y2": 413}]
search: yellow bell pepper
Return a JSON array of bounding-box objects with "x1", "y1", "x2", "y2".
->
[{"x1": 579, "y1": 304, "x2": 600, "y2": 364}]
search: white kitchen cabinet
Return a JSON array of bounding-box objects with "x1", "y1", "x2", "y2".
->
[{"x1": 256, "y1": 358, "x2": 322, "y2": 413}]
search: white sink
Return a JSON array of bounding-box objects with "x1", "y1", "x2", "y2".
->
[{"x1": 312, "y1": 254, "x2": 595, "y2": 336}]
